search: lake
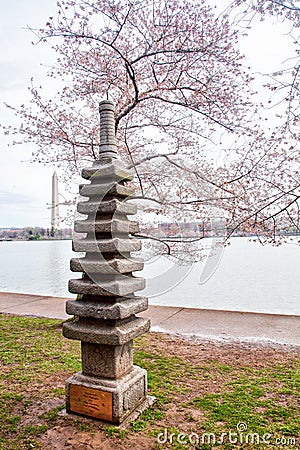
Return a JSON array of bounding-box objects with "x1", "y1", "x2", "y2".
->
[{"x1": 0, "y1": 238, "x2": 299, "y2": 315}]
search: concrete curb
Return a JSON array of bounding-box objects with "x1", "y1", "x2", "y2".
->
[{"x1": 0, "y1": 292, "x2": 299, "y2": 347}]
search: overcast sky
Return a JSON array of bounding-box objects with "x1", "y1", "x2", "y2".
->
[
  {"x1": 0, "y1": 0, "x2": 60, "y2": 228},
  {"x1": 0, "y1": 0, "x2": 294, "y2": 228}
]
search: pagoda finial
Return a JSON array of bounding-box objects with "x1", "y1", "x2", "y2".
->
[{"x1": 99, "y1": 100, "x2": 117, "y2": 154}]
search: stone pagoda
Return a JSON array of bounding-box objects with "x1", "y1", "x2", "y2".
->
[{"x1": 63, "y1": 100, "x2": 150, "y2": 424}]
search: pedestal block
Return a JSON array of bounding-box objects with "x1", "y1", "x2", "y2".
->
[
  {"x1": 66, "y1": 366, "x2": 147, "y2": 424},
  {"x1": 81, "y1": 341, "x2": 133, "y2": 378}
]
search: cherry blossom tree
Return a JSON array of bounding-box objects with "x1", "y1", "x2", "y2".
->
[
  {"x1": 5, "y1": 0, "x2": 300, "y2": 259},
  {"x1": 225, "y1": 0, "x2": 300, "y2": 136},
  {"x1": 216, "y1": 0, "x2": 300, "y2": 247}
]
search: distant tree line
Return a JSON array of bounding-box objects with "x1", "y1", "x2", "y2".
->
[{"x1": 0, "y1": 227, "x2": 72, "y2": 240}]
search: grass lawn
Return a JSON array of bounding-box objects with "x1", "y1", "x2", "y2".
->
[{"x1": 0, "y1": 314, "x2": 299, "y2": 449}]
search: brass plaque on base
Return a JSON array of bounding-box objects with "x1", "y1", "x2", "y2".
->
[{"x1": 69, "y1": 384, "x2": 113, "y2": 421}]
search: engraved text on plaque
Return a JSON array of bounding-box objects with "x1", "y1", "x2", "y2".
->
[{"x1": 69, "y1": 384, "x2": 113, "y2": 421}]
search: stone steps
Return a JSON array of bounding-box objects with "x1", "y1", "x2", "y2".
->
[
  {"x1": 70, "y1": 257, "x2": 143, "y2": 274},
  {"x1": 79, "y1": 182, "x2": 132, "y2": 198},
  {"x1": 69, "y1": 276, "x2": 145, "y2": 297},
  {"x1": 77, "y1": 199, "x2": 137, "y2": 215},
  {"x1": 66, "y1": 296, "x2": 148, "y2": 320},
  {"x1": 72, "y1": 237, "x2": 141, "y2": 253},
  {"x1": 82, "y1": 162, "x2": 133, "y2": 181},
  {"x1": 74, "y1": 218, "x2": 139, "y2": 234},
  {"x1": 63, "y1": 316, "x2": 150, "y2": 345}
]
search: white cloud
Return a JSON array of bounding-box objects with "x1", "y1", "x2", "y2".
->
[{"x1": 0, "y1": 191, "x2": 35, "y2": 206}]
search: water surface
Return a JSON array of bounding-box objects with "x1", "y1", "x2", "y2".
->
[{"x1": 0, "y1": 238, "x2": 299, "y2": 315}]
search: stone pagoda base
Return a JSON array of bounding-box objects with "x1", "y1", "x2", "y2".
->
[{"x1": 66, "y1": 365, "x2": 147, "y2": 424}]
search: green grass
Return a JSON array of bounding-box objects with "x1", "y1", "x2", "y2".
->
[
  {"x1": 184, "y1": 364, "x2": 300, "y2": 449},
  {"x1": 0, "y1": 315, "x2": 81, "y2": 449},
  {"x1": 0, "y1": 314, "x2": 299, "y2": 449}
]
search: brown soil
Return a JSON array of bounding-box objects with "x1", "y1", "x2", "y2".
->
[{"x1": 35, "y1": 332, "x2": 300, "y2": 449}]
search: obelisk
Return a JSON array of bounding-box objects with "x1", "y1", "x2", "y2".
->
[{"x1": 51, "y1": 171, "x2": 60, "y2": 233}]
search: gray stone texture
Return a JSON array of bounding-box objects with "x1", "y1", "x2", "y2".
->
[
  {"x1": 64, "y1": 99, "x2": 150, "y2": 424},
  {"x1": 63, "y1": 316, "x2": 150, "y2": 345},
  {"x1": 74, "y1": 218, "x2": 139, "y2": 234},
  {"x1": 66, "y1": 365, "x2": 147, "y2": 424},
  {"x1": 68, "y1": 276, "x2": 145, "y2": 296},
  {"x1": 82, "y1": 161, "x2": 134, "y2": 181},
  {"x1": 79, "y1": 182, "x2": 132, "y2": 198},
  {"x1": 70, "y1": 256, "x2": 143, "y2": 274},
  {"x1": 81, "y1": 341, "x2": 133, "y2": 378},
  {"x1": 66, "y1": 296, "x2": 148, "y2": 320},
  {"x1": 98, "y1": 101, "x2": 117, "y2": 153},
  {"x1": 77, "y1": 199, "x2": 137, "y2": 215},
  {"x1": 72, "y1": 237, "x2": 142, "y2": 253}
]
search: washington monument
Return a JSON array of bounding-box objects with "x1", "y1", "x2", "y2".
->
[{"x1": 51, "y1": 171, "x2": 60, "y2": 233}]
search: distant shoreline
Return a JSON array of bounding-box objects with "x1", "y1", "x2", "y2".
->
[{"x1": 0, "y1": 238, "x2": 72, "y2": 242}]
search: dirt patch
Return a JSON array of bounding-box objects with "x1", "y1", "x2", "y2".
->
[
  {"x1": 42, "y1": 425, "x2": 155, "y2": 449},
  {"x1": 38, "y1": 332, "x2": 300, "y2": 450}
]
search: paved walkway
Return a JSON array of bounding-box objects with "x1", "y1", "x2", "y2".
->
[{"x1": 0, "y1": 292, "x2": 299, "y2": 347}]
